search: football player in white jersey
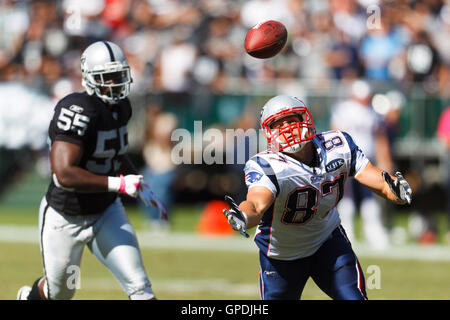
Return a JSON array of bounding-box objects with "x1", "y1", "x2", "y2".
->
[
  {"x1": 17, "y1": 41, "x2": 166, "y2": 300},
  {"x1": 223, "y1": 95, "x2": 412, "y2": 300}
]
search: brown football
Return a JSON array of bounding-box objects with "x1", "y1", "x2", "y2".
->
[{"x1": 244, "y1": 20, "x2": 288, "y2": 59}]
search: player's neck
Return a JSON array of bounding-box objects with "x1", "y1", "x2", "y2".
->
[{"x1": 289, "y1": 142, "x2": 316, "y2": 167}]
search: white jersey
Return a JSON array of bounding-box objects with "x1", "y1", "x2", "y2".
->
[
  {"x1": 244, "y1": 130, "x2": 369, "y2": 260},
  {"x1": 330, "y1": 100, "x2": 383, "y2": 161}
]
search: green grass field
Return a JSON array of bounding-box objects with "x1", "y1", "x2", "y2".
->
[{"x1": 1, "y1": 205, "x2": 450, "y2": 300}]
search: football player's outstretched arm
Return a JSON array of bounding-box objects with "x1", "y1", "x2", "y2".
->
[
  {"x1": 355, "y1": 161, "x2": 412, "y2": 205},
  {"x1": 51, "y1": 140, "x2": 108, "y2": 193},
  {"x1": 239, "y1": 186, "x2": 275, "y2": 229},
  {"x1": 51, "y1": 140, "x2": 142, "y2": 198}
]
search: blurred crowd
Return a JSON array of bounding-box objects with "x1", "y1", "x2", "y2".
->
[
  {"x1": 2, "y1": 0, "x2": 450, "y2": 152},
  {"x1": 1, "y1": 0, "x2": 450, "y2": 242},
  {"x1": 1, "y1": 0, "x2": 450, "y2": 101}
]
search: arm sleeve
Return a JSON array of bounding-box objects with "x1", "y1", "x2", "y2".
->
[
  {"x1": 342, "y1": 131, "x2": 369, "y2": 177},
  {"x1": 244, "y1": 157, "x2": 279, "y2": 197}
]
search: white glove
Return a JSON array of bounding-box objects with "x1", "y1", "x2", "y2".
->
[
  {"x1": 138, "y1": 182, "x2": 168, "y2": 221},
  {"x1": 108, "y1": 174, "x2": 143, "y2": 198},
  {"x1": 222, "y1": 195, "x2": 249, "y2": 238},
  {"x1": 382, "y1": 171, "x2": 412, "y2": 204}
]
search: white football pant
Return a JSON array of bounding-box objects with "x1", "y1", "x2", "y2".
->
[{"x1": 38, "y1": 196, "x2": 154, "y2": 300}]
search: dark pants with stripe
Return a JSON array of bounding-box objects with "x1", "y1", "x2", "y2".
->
[{"x1": 259, "y1": 226, "x2": 367, "y2": 300}]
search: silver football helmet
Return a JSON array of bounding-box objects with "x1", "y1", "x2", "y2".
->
[
  {"x1": 260, "y1": 95, "x2": 316, "y2": 153},
  {"x1": 81, "y1": 41, "x2": 131, "y2": 104}
]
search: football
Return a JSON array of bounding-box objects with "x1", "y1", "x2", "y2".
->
[{"x1": 244, "y1": 20, "x2": 288, "y2": 59}]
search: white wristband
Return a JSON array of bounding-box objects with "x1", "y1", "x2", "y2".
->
[{"x1": 108, "y1": 176, "x2": 122, "y2": 193}]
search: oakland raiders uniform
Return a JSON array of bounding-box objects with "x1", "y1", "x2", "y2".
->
[
  {"x1": 38, "y1": 92, "x2": 153, "y2": 300},
  {"x1": 47, "y1": 91, "x2": 131, "y2": 215},
  {"x1": 14, "y1": 40, "x2": 158, "y2": 301},
  {"x1": 244, "y1": 130, "x2": 368, "y2": 299}
]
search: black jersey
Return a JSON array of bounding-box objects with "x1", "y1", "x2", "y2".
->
[{"x1": 46, "y1": 92, "x2": 132, "y2": 216}]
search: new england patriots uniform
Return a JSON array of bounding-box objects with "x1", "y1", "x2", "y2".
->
[
  {"x1": 244, "y1": 130, "x2": 368, "y2": 300},
  {"x1": 39, "y1": 92, "x2": 153, "y2": 299}
]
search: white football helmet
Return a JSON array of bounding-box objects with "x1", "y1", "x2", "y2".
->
[
  {"x1": 81, "y1": 41, "x2": 131, "y2": 104},
  {"x1": 260, "y1": 95, "x2": 316, "y2": 153}
]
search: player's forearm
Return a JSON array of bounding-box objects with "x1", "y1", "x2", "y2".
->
[
  {"x1": 53, "y1": 166, "x2": 108, "y2": 193},
  {"x1": 356, "y1": 162, "x2": 406, "y2": 204},
  {"x1": 238, "y1": 187, "x2": 275, "y2": 229},
  {"x1": 366, "y1": 180, "x2": 401, "y2": 203},
  {"x1": 239, "y1": 200, "x2": 265, "y2": 229}
]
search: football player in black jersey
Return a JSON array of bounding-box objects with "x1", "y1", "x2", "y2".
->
[{"x1": 17, "y1": 41, "x2": 166, "y2": 300}]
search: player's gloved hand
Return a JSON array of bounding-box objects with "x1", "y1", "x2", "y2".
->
[
  {"x1": 108, "y1": 174, "x2": 143, "y2": 198},
  {"x1": 138, "y1": 182, "x2": 168, "y2": 221},
  {"x1": 222, "y1": 195, "x2": 249, "y2": 238},
  {"x1": 382, "y1": 171, "x2": 412, "y2": 205}
]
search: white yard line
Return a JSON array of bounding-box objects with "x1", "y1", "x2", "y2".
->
[
  {"x1": 79, "y1": 278, "x2": 259, "y2": 297},
  {"x1": 1, "y1": 224, "x2": 450, "y2": 262}
]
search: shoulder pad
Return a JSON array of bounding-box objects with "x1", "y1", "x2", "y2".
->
[
  {"x1": 247, "y1": 151, "x2": 288, "y2": 176},
  {"x1": 56, "y1": 92, "x2": 99, "y2": 117},
  {"x1": 53, "y1": 92, "x2": 98, "y2": 138},
  {"x1": 317, "y1": 129, "x2": 343, "y2": 140}
]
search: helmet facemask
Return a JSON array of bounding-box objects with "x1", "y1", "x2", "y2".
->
[
  {"x1": 262, "y1": 106, "x2": 316, "y2": 153},
  {"x1": 82, "y1": 61, "x2": 131, "y2": 104}
]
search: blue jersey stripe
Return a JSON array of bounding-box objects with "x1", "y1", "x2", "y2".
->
[
  {"x1": 255, "y1": 156, "x2": 280, "y2": 196},
  {"x1": 341, "y1": 131, "x2": 358, "y2": 177},
  {"x1": 254, "y1": 203, "x2": 275, "y2": 255}
]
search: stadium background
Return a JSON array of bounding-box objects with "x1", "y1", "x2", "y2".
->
[{"x1": 1, "y1": 0, "x2": 450, "y2": 299}]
